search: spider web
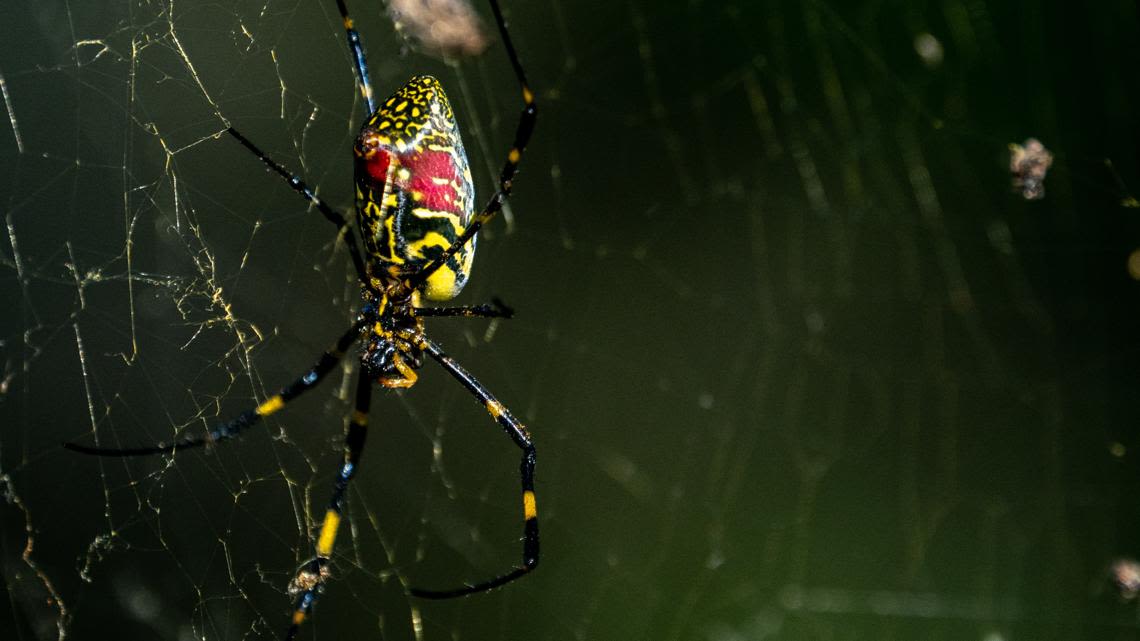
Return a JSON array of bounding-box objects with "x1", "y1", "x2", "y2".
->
[{"x1": 2, "y1": 1, "x2": 1140, "y2": 640}]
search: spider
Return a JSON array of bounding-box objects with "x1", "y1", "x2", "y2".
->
[{"x1": 63, "y1": 0, "x2": 538, "y2": 637}]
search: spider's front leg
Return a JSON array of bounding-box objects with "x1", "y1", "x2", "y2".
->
[
  {"x1": 225, "y1": 127, "x2": 379, "y2": 297},
  {"x1": 405, "y1": 334, "x2": 539, "y2": 599},
  {"x1": 403, "y1": 0, "x2": 537, "y2": 297}
]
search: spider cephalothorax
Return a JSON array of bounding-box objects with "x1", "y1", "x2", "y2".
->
[{"x1": 358, "y1": 290, "x2": 425, "y2": 387}]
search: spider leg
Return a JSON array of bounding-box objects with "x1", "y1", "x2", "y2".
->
[
  {"x1": 226, "y1": 127, "x2": 375, "y2": 293},
  {"x1": 63, "y1": 320, "x2": 364, "y2": 457},
  {"x1": 408, "y1": 336, "x2": 538, "y2": 599},
  {"x1": 414, "y1": 297, "x2": 514, "y2": 319},
  {"x1": 334, "y1": 0, "x2": 377, "y2": 114},
  {"x1": 284, "y1": 370, "x2": 372, "y2": 640},
  {"x1": 405, "y1": 0, "x2": 537, "y2": 294}
]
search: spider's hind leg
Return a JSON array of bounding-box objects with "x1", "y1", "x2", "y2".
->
[{"x1": 406, "y1": 336, "x2": 539, "y2": 599}]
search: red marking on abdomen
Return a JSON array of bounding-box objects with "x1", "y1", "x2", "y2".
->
[
  {"x1": 364, "y1": 149, "x2": 391, "y2": 183},
  {"x1": 404, "y1": 149, "x2": 460, "y2": 212}
]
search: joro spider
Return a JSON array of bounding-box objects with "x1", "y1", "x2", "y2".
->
[{"x1": 64, "y1": 0, "x2": 539, "y2": 637}]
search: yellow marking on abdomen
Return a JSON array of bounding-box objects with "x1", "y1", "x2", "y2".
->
[
  {"x1": 410, "y1": 208, "x2": 463, "y2": 224},
  {"x1": 316, "y1": 510, "x2": 341, "y2": 556},
  {"x1": 424, "y1": 265, "x2": 459, "y2": 301},
  {"x1": 256, "y1": 395, "x2": 285, "y2": 416},
  {"x1": 523, "y1": 490, "x2": 537, "y2": 520},
  {"x1": 508, "y1": 148, "x2": 521, "y2": 163},
  {"x1": 293, "y1": 611, "x2": 307, "y2": 625}
]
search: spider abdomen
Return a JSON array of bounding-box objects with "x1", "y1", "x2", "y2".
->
[{"x1": 354, "y1": 75, "x2": 476, "y2": 301}]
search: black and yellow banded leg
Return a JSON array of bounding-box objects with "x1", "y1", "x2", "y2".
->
[
  {"x1": 406, "y1": 0, "x2": 537, "y2": 294},
  {"x1": 486, "y1": 0, "x2": 538, "y2": 194},
  {"x1": 414, "y1": 298, "x2": 514, "y2": 320},
  {"x1": 284, "y1": 371, "x2": 372, "y2": 641},
  {"x1": 408, "y1": 336, "x2": 538, "y2": 599},
  {"x1": 334, "y1": 0, "x2": 377, "y2": 113},
  {"x1": 225, "y1": 127, "x2": 376, "y2": 295},
  {"x1": 64, "y1": 321, "x2": 364, "y2": 457}
]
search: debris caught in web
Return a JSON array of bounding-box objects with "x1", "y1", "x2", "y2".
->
[
  {"x1": 287, "y1": 558, "x2": 334, "y2": 597},
  {"x1": 1008, "y1": 137, "x2": 1053, "y2": 200},
  {"x1": 387, "y1": 0, "x2": 490, "y2": 58},
  {"x1": 1109, "y1": 558, "x2": 1140, "y2": 601}
]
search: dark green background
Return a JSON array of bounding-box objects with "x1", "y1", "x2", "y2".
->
[{"x1": 2, "y1": 1, "x2": 1139, "y2": 639}]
